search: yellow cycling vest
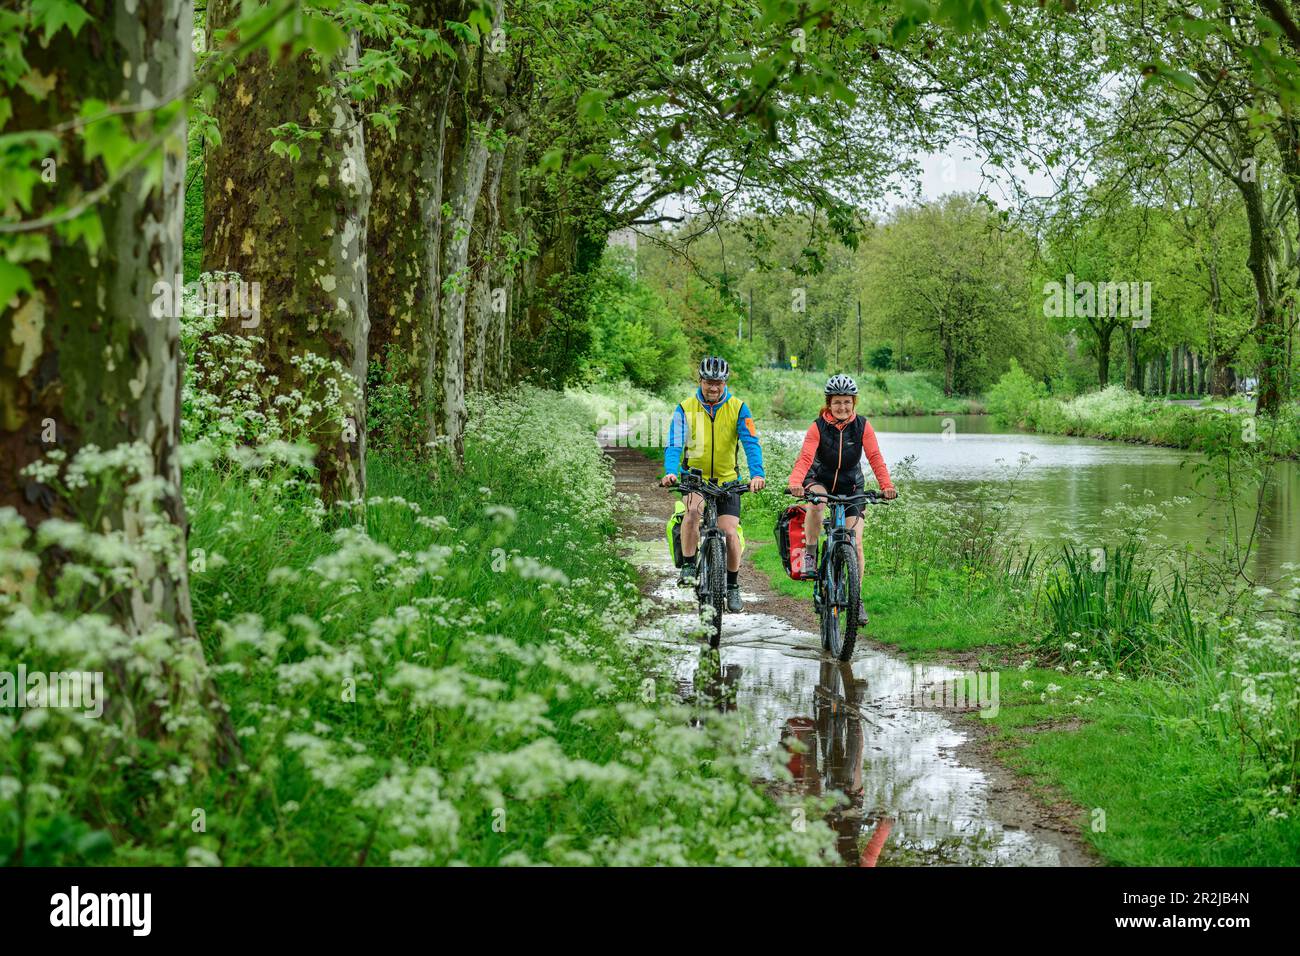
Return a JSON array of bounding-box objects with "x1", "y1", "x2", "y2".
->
[{"x1": 680, "y1": 395, "x2": 743, "y2": 482}]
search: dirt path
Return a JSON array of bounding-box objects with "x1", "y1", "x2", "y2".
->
[{"x1": 605, "y1": 444, "x2": 1100, "y2": 867}]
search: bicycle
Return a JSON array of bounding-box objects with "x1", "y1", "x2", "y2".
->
[
  {"x1": 672, "y1": 469, "x2": 751, "y2": 649},
  {"x1": 789, "y1": 488, "x2": 888, "y2": 661}
]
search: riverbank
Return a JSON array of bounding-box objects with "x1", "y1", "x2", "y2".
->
[
  {"x1": 990, "y1": 378, "x2": 1300, "y2": 459},
  {"x1": 743, "y1": 368, "x2": 984, "y2": 418}
]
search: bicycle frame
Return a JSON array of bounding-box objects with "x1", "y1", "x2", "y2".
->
[
  {"x1": 676, "y1": 472, "x2": 728, "y2": 539},
  {"x1": 818, "y1": 501, "x2": 856, "y2": 581},
  {"x1": 802, "y1": 491, "x2": 876, "y2": 608},
  {"x1": 674, "y1": 469, "x2": 750, "y2": 647},
  {"x1": 791, "y1": 489, "x2": 887, "y2": 660}
]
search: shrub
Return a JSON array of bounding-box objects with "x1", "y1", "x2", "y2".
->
[{"x1": 985, "y1": 359, "x2": 1047, "y2": 428}]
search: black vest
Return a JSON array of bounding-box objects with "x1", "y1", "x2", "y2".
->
[{"x1": 810, "y1": 415, "x2": 865, "y2": 493}]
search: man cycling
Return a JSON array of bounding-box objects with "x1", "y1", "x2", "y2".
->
[
  {"x1": 661, "y1": 356, "x2": 767, "y2": 611},
  {"x1": 786, "y1": 374, "x2": 897, "y2": 622}
]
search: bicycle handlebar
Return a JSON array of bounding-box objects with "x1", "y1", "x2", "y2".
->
[
  {"x1": 669, "y1": 472, "x2": 751, "y2": 496},
  {"x1": 788, "y1": 489, "x2": 889, "y2": 505}
]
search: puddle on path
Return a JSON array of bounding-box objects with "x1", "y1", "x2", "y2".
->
[{"x1": 621, "y1": 537, "x2": 1063, "y2": 867}]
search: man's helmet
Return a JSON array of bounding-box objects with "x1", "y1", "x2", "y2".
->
[
  {"x1": 698, "y1": 356, "x2": 730, "y2": 381},
  {"x1": 825, "y1": 374, "x2": 858, "y2": 396}
]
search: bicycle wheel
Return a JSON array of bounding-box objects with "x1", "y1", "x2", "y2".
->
[
  {"x1": 821, "y1": 563, "x2": 840, "y2": 657},
  {"x1": 703, "y1": 535, "x2": 726, "y2": 648},
  {"x1": 830, "y1": 542, "x2": 861, "y2": 662}
]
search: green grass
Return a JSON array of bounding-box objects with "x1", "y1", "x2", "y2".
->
[
  {"x1": 980, "y1": 678, "x2": 1300, "y2": 866},
  {"x1": 746, "y1": 537, "x2": 1300, "y2": 866},
  {"x1": 749, "y1": 541, "x2": 1024, "y2": 657}
]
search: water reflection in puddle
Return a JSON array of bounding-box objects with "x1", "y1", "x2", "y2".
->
[{"x1": 621, "y1": 537, "x2": 1062, "y2": 867}]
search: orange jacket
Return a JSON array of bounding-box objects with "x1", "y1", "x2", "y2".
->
[{"x1": 789, "y1": 410, "x2": 894, "y2": 494}]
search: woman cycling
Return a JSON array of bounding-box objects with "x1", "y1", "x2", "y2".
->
[{"x1": 786, "y1": 374, "x2": 897, "y2": 620}]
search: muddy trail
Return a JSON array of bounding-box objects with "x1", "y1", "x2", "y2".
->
[{"x1": 605, "y1": 444, "x2": 1098, "y2": 867}]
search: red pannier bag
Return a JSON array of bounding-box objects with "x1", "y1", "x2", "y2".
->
[{"x1": 775, "y1": 505, "x2": 812, "y2": 580}]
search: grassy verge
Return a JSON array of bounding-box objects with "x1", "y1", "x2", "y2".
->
[
  {"x1": 744, "y1": 368, "x2": 985, "y2": 419},
  {"x1": 3, "y1": 387, "x2": 842, "y2": 866},
  {"x1": 1002, "y1": 384, "x2": 1300, "y2": 458},
  {"x1": 745, "y1": 541, "x2": 1300, "y2": 865},
  {"x1": 750, "y1": 542, "x2": 1023, "y2": 657}
]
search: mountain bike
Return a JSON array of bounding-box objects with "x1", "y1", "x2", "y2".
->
[
  {"x1": 674, "y1": 469, "x2": 751, "y2": 648},
  {"x1": 791, "y1": 488, "x2": 888, "y2": 661}
]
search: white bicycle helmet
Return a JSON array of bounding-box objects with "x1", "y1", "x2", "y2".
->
[
  {"x1": 825, "y1": 374, "x2": 858, "y2": 396},
  {"x1": 698, "y1": 356, "x2": 730, "y2": 381}
]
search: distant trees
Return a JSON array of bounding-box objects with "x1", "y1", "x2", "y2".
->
[{"x1": 860, "y1": 195, "x2": 1038, "y2": 396}]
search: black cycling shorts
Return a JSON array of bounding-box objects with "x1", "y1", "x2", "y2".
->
[
  {"x1": 803, "y1": 474, "x2": 865, "y2": 518},
  {"x1": 686, "y1": 489, "x2": 742, "y2": 519}
]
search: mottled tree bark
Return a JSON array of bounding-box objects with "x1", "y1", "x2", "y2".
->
[
  {"x1": 496, "y1": 123, "x2": 529, "y2": 381},
  {"x1": 204, "y1": 4, "x2": 372, "y2": 504},
  {"x1": 0, "y1": 0, "x2": 221, "y2": 760},
  {"x1": 437, "y1": 132, "x2": 491, "y2": 460},
  {"x1": 467, "y1": 144, "x2": 506, "y2": 391},
  {"x1": 435, "y1": 7, "x2": 505, "y2": 460},
  {"x1": 365, "y1": 2, "x2": 464, "y2": 451}
]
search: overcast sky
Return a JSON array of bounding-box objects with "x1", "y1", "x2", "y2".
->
[
  {"x1": 891, "y1": 147, "x2": 1062, "y2": 210},
  {"x1": 642, "y1": 141, "x2": 1068, "y2": 232}
]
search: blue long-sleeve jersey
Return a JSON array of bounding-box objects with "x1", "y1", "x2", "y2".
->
[{"x1": 663, "y1": 386, "x2": 765, "y2": 480}]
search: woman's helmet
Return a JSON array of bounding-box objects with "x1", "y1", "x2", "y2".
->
[
  {"x1": 698, "y1": 356, "x2": 730, "y2": 381},
  {"x1": 825, "y1": 374, "x2": 858, "y2": 396}
]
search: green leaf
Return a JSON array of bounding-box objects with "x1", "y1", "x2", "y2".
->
[
  {"x1": 901, "y1": 0, "x2": 932, "y2": 21},
  {"x1": 0, "y1": 259, "x2": 33, "y2": 309},
  {"x1": 79, "y1": 101, "x2": 136, "y2": 178},
  {"x1": 446, "y1": 20, "x2": 477, "y2": 46},
  {"x1": 6, "y1": 232, "x2": 50, "y2": 263},
  {"x1": 0, "y1": 163, "x2": 39, "y2": 213},
  {"x1": 576, "y1": 88, "x2": 611, "y2": 122},
  {"x1": 466, "y1": 5, "x2": 494, "y2": 38},
  {"x1": 828, "y1": 80, "x2": 856, "y2": 106},
  {"x1": 891, "y1": 18, "x2": 917, "y2": 44},
  {"x1": 1149, "y1": 65, "x2": 1199, "y2": 92},
  {"x1": 368, "y1": 110, "x2": 398, "y2": 142},
  {"x1": 569, "y1": 153, "x2": 605, "y2": 176},
  {"x1": 30, "y1": 0, "x2": 91, "y2": 46},
  {"x1": 57, "y1": 209, "x2": 104, "y2": 257},
  {"x1": 134, "y1": 142, "x2": 164, "y2": 201},
  {"x1": 300, "y1": 14, "x2": 348, "y2": 61},
  {"x1": 1175, "y1": 17, "x2": 1217, "y2": 40},
  {"x1": 537, "y1": 146, "x2": 564, "y2": 174}
]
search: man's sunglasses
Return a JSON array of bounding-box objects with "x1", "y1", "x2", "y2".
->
[{"x1": 700, "y1": 379, "x2": 726, "y2": 387}]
